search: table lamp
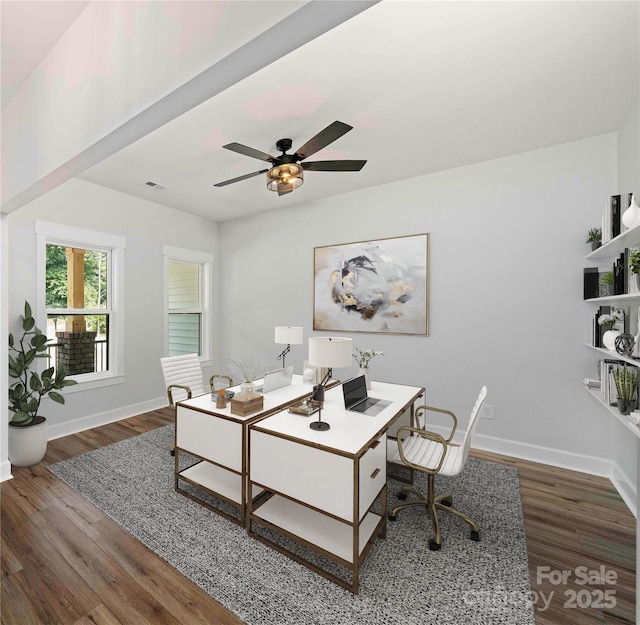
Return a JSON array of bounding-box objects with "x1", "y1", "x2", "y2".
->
[
  {"x1": 275, "y1": 326, "x2": 303, "y2": 369},
  {"x1": 307, "y1": 336, "x2": 353, "y2": 431}
]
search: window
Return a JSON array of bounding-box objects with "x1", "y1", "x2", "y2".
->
[
  {"x1": 168, "y1": 262, "x2": 201, "y2": 356},
  {"x1": 164, "y1": 246, "x2": 213, "y2": 359},
  {"x1": 36, "y1": 221, "x2": 125, "y2": 389}
]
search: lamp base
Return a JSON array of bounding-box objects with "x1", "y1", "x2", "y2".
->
[{"x1": 310, "y1": 421, "x2": 330, "y2": 431}]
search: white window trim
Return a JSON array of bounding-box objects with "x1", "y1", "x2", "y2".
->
[
  {"x1": 35, "y1": 221, "x2": 126, "y2": 391},
  {"x1": 163, "y1": 245, "x2": 214, "y2": 362}
]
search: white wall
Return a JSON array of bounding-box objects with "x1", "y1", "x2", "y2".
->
[
  {"x1": 6, "y1": 178, "x2": 220, "y2": 441},
  {"x1": 1, "y1": 214, "x2": 10, "y2": 481},
  {"x1": 219, "y1": 134, "x2": 621, "y2": 478}
]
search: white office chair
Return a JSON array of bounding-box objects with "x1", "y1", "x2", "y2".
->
[
  {"x1": 160, "y1": 353, "x2": 233, "y2": 407},
  {"x1": 160, "y1": 354, "x2": 233, "y2": 454},
  {"x1": 388, "y1": 386, "x2": 487, "y2": 551}
]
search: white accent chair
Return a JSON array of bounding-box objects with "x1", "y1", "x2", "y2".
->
[
  {"x1": 388, "y1": 386, "x2": 487, "y2": 551},
  {"x1": 160, "y1": 353, "x2": 233, "y2": 407},
  {"x1": 160, "y1": 354, "x2": 233, "y2": 454}
]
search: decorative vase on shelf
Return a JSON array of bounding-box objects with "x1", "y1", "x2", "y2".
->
[
  {"x1": 358, "y1": 367, "x2": 371, "y2": 390},
  {"x1": 603, "y1": 330, "x2": 622, "y2": 351},
  {"x1": 617, "y1": 399, "x2": 634, "y2": 416},
  {"x1": 622, "y1": 194, "x2": 640, "y2": 229}
]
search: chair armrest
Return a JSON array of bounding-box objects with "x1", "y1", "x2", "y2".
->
[
  {"x1": 396, "y1": 425, "x2": 449, "y2": 474},
  {"x1": 167, "y1": 384, "x2": 192, "y2": 408},
  {"x1": 415, "y1": 405, "x2": 458, "y2": 443},
  {"x1": 209, "y1": 375, "x2": 233, "y2": 392}
]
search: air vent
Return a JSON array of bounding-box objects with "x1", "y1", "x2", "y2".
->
[{"x1": 144, "y1": 181, "x2": 166, "y2": 190}]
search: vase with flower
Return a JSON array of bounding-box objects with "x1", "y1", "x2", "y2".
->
[
  {"x1": 353, "y1": 347, "x2": 384, "y2": 390},
  {"x1": 598, "y1": 308, "x2": 625, "y2": 350}
]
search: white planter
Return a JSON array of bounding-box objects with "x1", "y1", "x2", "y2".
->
[
  {"x1": 358, "y1": 367, "x2": 371, "y2": 390},
  {"x1": 8, "y1": 417, "x2": 48, "y2": 467},
  {"x1": 603, "y1": 330, "x2": 622, "y2": 351},
  {"x1": 240, "y1": 381, "x2": 254, "y2": 396}
]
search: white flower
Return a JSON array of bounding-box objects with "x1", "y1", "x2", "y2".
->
[
  {"x1": 598, "y1": 308, "x2": 625, "y2": 331},
  {"x1": 353, "y1": 347, "x2": 384, "y2": 368}
]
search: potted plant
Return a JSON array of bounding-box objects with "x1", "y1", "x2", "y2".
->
[
  {"x1": 597, "y1": 307, "x2": 625, "y2": 350},
  {"x1": 353, "y1": 347, "x2": 384, "y2": 390},
  {"x1": 629, "y1": 248, "x2": 640, "y2": 291},
  {"x1": 599, "y1": 271, "x2": 614, "y2": 297},
  {"x1": 586, "y1": 227, "x2": 602, "y2": 251},
  {"x1": 612, "y1": 364, "x2": 638, "y2": 415},
  {"x1": 228, "y1": 357, "x2": 266, "y2": 395},
  {"x1": 8, "y1": 301, "x2": 77, "y2": 467}
]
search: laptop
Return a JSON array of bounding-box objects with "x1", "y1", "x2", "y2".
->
[
  {"x1": 342, "y1": 375, "x2": 391, "y2": 416},
  {"x1": 254, "y1": 366, "x2": 294, "y2": 394}
]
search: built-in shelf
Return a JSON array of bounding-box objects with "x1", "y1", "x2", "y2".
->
[
  {"x1": 585, "y1": 292, "x2": 640, "y2": 303},
  {"x1": 587, "y1": 222, "x2": 640, "y2": 260},
  {"x1": 584, "y1": 386, "x2": 640, "y2": 439},
  {"x1": 585, "y1": 344, "x2": 640, "y2": 366}
]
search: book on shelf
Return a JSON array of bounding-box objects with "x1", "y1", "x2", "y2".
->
[
  {"x1": 611, "y1": 195, "x2": 622, "y2": 239},
  {"x1": 584, "y1": 267, "x2": 599, "y2": 300},
  {"x1": 602, "y1": 200, "x2": 611, "y2": 244}
]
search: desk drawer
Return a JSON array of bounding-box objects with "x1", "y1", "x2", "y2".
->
[
  {"x1": 359, "y1": 435, "x2": 386, "y2": 519},
  {"x1": 176, "y1": 407, "x2": 242, "y2": 472}
]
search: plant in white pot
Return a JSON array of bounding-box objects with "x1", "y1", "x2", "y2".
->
[
  {"x1": 353, "y1": 347, "x2": 384, "y2": 390},
  {"x1": 8, "y1": 301, "x2": 77, "y2": 467}
]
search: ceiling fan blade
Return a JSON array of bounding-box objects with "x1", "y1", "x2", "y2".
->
[
  {"x1": 277, "y1": 182, "x2": 294, "y2": 196},
  {"x1": 301, "y1": 160, "x2": 367, "y2": 172},
  {"x1": 214, "y1": 169, "x2": 269, "y2": 187},
  {"x1": 294, "y1": 121, "x2": 353, "y2": 160},
  {"x1": 222, "y1": 142, "x2": 275, "y2": 162}
]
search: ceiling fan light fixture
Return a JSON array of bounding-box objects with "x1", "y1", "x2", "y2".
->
[{"x1": 266, "y1": 163, "x2": 304, "y2": 192}]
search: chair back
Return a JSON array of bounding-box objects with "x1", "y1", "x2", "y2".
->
[
  {"x1": 160, "y1": 353, "x2": 205, "y2": 404},
  {"x1": 459, "y1": 386, "x2": 488, "y2": 463}
]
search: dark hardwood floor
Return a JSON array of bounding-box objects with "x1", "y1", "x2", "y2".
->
[{"x1": 1, "y1": 408, "x2": 635, "y2": 625}]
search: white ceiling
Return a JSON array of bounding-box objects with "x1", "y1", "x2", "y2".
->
[{"x1": 3, "y1": 1, "x2": 639, "y2": 222}]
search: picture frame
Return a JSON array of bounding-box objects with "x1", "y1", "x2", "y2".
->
[{"x1": 313, "y1": 233, "x2": 429, "y2": 335}]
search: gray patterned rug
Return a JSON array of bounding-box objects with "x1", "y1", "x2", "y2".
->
[{"x1": 49, "y1": 425, "x2": 535, "y2": 625}]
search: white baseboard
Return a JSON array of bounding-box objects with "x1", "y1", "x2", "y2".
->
[
  {"x1": 1, "y1": 460, "x2": 13, "y2": 482},
  {"x1": 472, "y1": 432, "x2": 637, "y2": 518},
  {"x1": 47, "y1": 396, "x2": 168, "y2": 441},
  {"x1": 610, "y1": 461, "x2": 638, "y2": 517}
]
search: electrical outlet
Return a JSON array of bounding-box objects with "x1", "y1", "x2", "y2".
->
[{"x1": 480, "y1": 404, "x2": 495, "y2": 419}]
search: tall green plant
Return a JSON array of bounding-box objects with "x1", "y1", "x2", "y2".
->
[
  {"x1": 8, "y1": 301, "x2": 77, "y2": 426},
  {"x1": 612, "y1": 364, "x2": 638, "y2": 401}
]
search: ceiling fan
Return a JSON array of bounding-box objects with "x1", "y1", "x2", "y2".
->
[{"x1": 214, "y1": 120, "x2": 367, "y2": 196}]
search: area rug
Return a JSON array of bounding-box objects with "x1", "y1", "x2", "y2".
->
[{"x1": 49, "y1": 425, "x2": 535, "y2": 625}]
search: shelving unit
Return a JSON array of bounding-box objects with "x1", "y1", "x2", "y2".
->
[{"x1": 584, "y1": 203, "x2": 640, "y2": 625}]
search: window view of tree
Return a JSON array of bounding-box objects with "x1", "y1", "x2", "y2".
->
[
  {"x1": 45, "y1": 244, "x2": 110, "y2": 374},
  {"x1": 45, "y1": 244, "x2": 108, "y2": 334}
]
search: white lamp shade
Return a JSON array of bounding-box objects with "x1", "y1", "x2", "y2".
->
[
  {"x1": 275, "y1": 326, "x2": 303, "y2": 344},
  {"x1": 308, "y1": 337, "x2": 353, "y2": 368}
]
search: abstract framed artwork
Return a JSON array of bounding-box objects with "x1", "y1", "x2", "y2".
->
[{"x1": 313, "y1": 233, "x2": 429, "y2": 335}]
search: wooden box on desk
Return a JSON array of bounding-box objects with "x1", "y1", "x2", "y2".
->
[{"x1": 230, "y1": 392, "x2": 264, "y2": 416}]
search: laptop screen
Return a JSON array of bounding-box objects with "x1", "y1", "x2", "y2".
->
[{"x1": 342, "y1": 375, "x2": 367, "y2": 408}]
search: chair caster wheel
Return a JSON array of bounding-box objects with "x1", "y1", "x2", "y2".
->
[
  {"x1": 170, "y1": 450, "x2": 175, "y2": 456},
  {"x1": 397, "y1": 491, "x2": 408, "y2": 500},
  {"x1": 388, "y1": 512, "x2": 397, "y2": 521},
  {"x1": 441, "y1": 497, "x2": 453, "y2": 507},
  {"x1": 470, "y1": 530, "x2": 480, "y2": 542},
  {"x1": 428, "y1": 539, "x2": 441, "y2": 551}
]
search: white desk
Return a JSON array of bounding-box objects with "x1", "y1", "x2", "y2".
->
[
  {"x1": 247, "y1": 380, "x2": 425, "y2": 593},
  {"x1": 174, "y1": 374, "x2": 328, "y2": 525}
]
